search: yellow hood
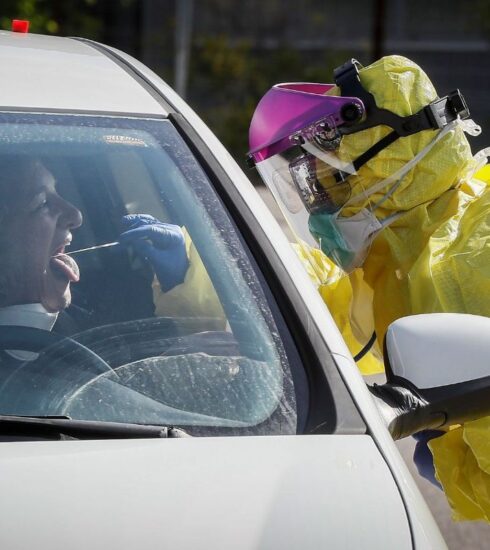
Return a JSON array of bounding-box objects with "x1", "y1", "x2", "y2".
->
[{"x1": 331, "y1": 55, "x2": 475, "y2": 216}]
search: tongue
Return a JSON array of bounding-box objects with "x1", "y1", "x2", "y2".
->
[{"x1": 50, "y1": 254, "x2": 80, "y2": 282}]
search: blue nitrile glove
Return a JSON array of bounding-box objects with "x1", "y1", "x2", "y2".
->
[
  {"x1": 412, "y1": 430, "x2": 445, "y2": 488},
  {"x1": 119, "y1": 214, "x2": 189, "y2": 292}
]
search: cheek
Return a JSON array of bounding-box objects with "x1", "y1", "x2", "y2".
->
[{"x1": 7, "y1": 216, "x2": 55, "y2": 271}]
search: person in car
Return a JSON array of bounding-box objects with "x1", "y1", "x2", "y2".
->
[
  {"x1": 248, "y1": 55, "x2": 490, "y2": 521},
  {"x1": 0, "y1": 157, "x2": 84, "y2": 363},
  {"x1": 0, "y1": 156, "x2": 221, "y2": 362}
]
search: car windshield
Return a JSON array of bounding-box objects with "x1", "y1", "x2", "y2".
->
[{"x1": 0, "y1": 114, "x2": 302, "y2": 436}]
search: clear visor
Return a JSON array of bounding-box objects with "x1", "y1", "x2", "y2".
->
[
  {"x1": 255, "y1": 135, "x2": 386, "y2": 277},
  {"x1": 256, "y1": 139, "x2": 365, "y2": 268},
  {"x1": 258, "y1": 137, "x2": 359, "y2": 214},
  {"x1": 256, "y1": 119, "x2": 469, "y2": 278}
]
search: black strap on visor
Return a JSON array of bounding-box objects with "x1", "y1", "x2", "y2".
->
[
  {"x1": 331, "y1": 59, "x2": 472, "y2": 179},
  {"x1": 334, "y1": 59, "x2": 470, "y2": 137}
]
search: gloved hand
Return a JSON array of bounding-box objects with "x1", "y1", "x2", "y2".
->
[
  {"x1": 119, "y1": 214, "x2": 189, "y2": 292},
  {"x1": 412, "y1": 430, "x2": 445, "y2": 488}
]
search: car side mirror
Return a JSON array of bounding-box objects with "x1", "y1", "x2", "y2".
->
[{"x1": 370, "y1": 313, "x2": 490, "y2": 439}]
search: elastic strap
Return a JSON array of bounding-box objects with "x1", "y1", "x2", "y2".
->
[
  {"x1": 352, "y1": 131, "x2": 400, "y2": 172},
  {"x1": 334, "y1": 131, "x2": 400, "y2": 184},
  {"x1": 346, "y1": 120, "x2": 458, "y2": 208},
  {"x1": 354, "y1": 331, "x2": 377, "y2": 362}
]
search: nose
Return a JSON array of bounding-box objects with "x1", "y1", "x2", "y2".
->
[{"x1": 58, "y1": 197, "x2": 83, "y2": 230}]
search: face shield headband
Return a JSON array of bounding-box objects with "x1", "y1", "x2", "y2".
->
[{"x1": 248, "y1": 82, "x2": 366, "y2": 166}]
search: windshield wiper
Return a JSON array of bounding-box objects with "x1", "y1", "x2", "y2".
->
[{"x1": 0, "y1": 415, "x2": 190, "y2": 440}]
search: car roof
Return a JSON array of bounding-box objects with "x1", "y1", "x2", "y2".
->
[{"x1": 0, "y1": 31, "x2": 167, "y2": 116}]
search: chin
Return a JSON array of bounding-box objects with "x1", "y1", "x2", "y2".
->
[{"x1": 42, "y1": 287, "x2": 72, "y2": 313}]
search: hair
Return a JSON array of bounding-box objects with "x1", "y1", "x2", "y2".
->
[
  {"x1": 0, "y1": 156, "x2": 55, "y2": 223},
  {"x1": 0, "y1": 157, "x2": 52, "y2": 304}
]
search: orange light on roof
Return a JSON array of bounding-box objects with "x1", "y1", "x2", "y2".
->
[{"x1": 12, "y1": 20, "x2": 30, "y2": 33}]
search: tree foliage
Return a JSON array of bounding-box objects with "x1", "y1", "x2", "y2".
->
[
  {"x1": 0, "y1": 0, "x2": 104, "y2": 37},
  {"x1": 190, "y1": 35, "x2": 347, "y2": 172}
]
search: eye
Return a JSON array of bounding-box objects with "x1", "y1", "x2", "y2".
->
[{"x1": 34, "y1": 198, "x2": 49, "y2": 212}]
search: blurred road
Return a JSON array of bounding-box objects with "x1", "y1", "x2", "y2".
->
[{"x1": 257, "y1": 184, "x2": 490, "y2": 549}]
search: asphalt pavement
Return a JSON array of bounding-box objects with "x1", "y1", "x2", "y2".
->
[{"x1": 257, "y1": 184, "x2": 490, "y2": 549}]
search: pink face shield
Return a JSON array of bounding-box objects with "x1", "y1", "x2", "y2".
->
[
  {"x1": 248, "y1": 60, "x2": 470, "y2": 218},
  {"x1": 248, "y1": 83, "x2": 366, "y2": 244},
  {"x1": 248, "y1": 82, "x2": 364, "y2": 164}
]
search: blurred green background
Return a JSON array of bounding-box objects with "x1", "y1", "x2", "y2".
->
[{"x1": 1, "y1": 0, "x2": 489, "y2": 177}]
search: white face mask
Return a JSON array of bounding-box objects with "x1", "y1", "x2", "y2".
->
[
  {"x1": 330, "y1": 208, "x2": 382, "y2": 271},
  {"x1": 309, "y1": 206, "x2": 402, "y2": 272}
]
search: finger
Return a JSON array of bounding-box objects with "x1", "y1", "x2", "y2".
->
[
  {"x1": 132, "y1": 239, "x2": 154, "y2": 258},
  {"x1": 121, "y1": 214, "x2": 159, "y2": 230},
  {"x1": 120, "y1": 225, "x2": 178, "y2": 250},
  {"x1": 119, "y1": 225, "x2": 160, "y2": 243},
  {"x1": 120, "y1": 236, "x2": 154, "y2": 259}
]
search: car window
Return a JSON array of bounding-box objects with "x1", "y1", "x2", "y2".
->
[{"x1": 0, "y1": 114, "x2": 304, "y2": 435}]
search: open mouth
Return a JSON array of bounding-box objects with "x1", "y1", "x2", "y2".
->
[{"x1": 50, "y1": 244, "x2": 80, "y2": 283}]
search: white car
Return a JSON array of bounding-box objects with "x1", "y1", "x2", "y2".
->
[{"x1": 1, "y1": 25, "x2": 488, "y2": 550}]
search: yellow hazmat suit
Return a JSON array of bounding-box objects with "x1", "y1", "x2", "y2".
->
[
  {"x1": 309, "y1": 55, "x2": 490, "y2": 521},
  {"x1": 153, "y1": 228, "x2": 226, "y2": 324}
]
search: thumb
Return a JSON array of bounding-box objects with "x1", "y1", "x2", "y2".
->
[{"x1": 130, "y1": 239, "x2": 156, "y2": 260}]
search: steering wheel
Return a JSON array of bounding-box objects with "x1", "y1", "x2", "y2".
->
[
  {"x1": 0, "y1": 326, "x2": 113, "y2": 415},
  {"x1": 0, "y1": 326, "x2": 112, "y2": 373},
  {"x1": 0, "y1": 318, "x2": 229, "y2": 418}
]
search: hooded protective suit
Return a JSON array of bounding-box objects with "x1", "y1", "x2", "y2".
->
[
  {"x1": 330, "y1": 57, "x2": 490, "y2": 521},
  {"x1": 329, "y1": 57, "x2": 490, "y2": 521},
  {"x1": 252, "y1": 55, "x2": 490, "y2": 521}
]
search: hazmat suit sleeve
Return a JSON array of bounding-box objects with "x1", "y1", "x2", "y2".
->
[
  {"x1": 429, "y1": 420, "x2": 490, "y2": 522},
  {"x1": 152, "y1": 228, "x2": 226, "y2": 324},
  {"x1": 425, "y1": 166, "x2": 490, "y2": 522},
  {"x1": 293, "y1": 242, "x2": 383, "y2": 375}
]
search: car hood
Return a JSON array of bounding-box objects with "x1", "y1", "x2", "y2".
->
[{"x1": 0, "y1": 434, "x2": 413, "y2": 550}]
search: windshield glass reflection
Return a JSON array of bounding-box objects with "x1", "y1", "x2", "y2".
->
[{"x1": 0, "y1": 115, "x2": 299, "y2": 435}]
